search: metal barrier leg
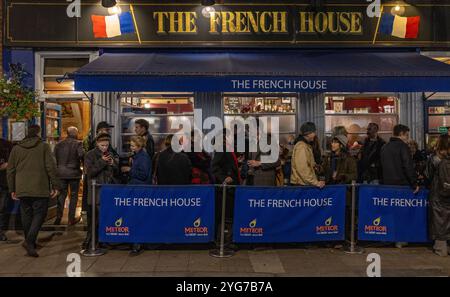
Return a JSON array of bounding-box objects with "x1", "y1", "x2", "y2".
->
[
  {"x1": 81, "y1": 180, "x2": 107, "y2": 257},
  {"x1": 210, "y1": 183, "x2": 235, "y2": 258},
  {"x1": 343, "y1": 181, "x2": 364, "y2": 255}
]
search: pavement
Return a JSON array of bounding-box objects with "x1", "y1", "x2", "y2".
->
[{"x1": 1, "y1": 230, "x2": 450, "y2": 277}]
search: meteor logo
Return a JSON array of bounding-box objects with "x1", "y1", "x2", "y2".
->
[
  {"x1": 316, "y1": 217, "x2": 339, "y2": 235},
  {"x1": 239, "y1": 219, "x2": 264, "y2": 237},
  {"x1": 364, "y1": 217, "x2": 388, "y2": 235},
  {"x1": 184, "y1": 218, "x2": 209, "y2": 237},
  {"x1": 105, "y1": 217, "x2": 130, "y2": 236}
]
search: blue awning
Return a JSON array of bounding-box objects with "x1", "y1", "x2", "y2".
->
[{"x1": 74, "y1": 51, "x2": 450, "y2": 92}]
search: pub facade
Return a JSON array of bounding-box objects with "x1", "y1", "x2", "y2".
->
[{"x1": 2, "y1": 0, "x2": 450, "y2": 153}]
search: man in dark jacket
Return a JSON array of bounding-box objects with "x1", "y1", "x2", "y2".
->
[
  {"x1": 81, "y1": 121, "x2": 118, "y2": 224},
  {"x1": 7, "y1": 125, "x2": 61, "y2": 257},
  {"x1": 211, "y1": 129, "x2": 240, "y2": 246},
  {"x1": 359, "y1": 123, "x2": 386, "y2": 184},
  {"x1": 82, "y1": 133, "x2": 119, "y2": 250},
  {"x1": 54, "y1": 126, "x2": 84, "y2": 226},
  {"x1": 211, "y1": 129, "x2": 241, "y2": 187},
  {"x1": 134, "y1": 119, "x2": 155, "y2": 160},
  {"x1": 381, "y1": 124, "x2": 419, "y2": 193},
  {"x1": 0, "y1": 137, "x2": 13, "y2": 241},
  {"x1": 155, "y1": 134, "x2": 191, "y2": 185}
]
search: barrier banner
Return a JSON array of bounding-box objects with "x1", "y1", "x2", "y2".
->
[
  {"x1": 232, "y1": 186, "x2": 347, "y2": 243},
  {"x1": 357, "y1": 185, "x2": 429, "y2": 243},
  {"x1": 99, "y1": 185, "x2": 215, "y2": 243}
]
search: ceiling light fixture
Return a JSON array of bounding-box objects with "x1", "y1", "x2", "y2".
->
[
  {"x1": 101, "y1": 0, "x2": 117, "y2": 8},
  {"x1": 201, "y1": 0, "x2": 215, "y2": 7}
]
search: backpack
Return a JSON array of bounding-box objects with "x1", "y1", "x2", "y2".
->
[{"x1": 437, "y1": 158, "x2": 450, "y2": 197}]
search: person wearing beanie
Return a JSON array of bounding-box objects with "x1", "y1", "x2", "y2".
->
[
  {"x1": 322, "y1": 134, "x2": 357, "y2": 185},
  {"x1": 82, "y1": 132, "x2": 119, "y2": 250},
  {"x1": 291, "y1": 122, "x2": 325, "y2": 188},
  {"x1": 81, "y1": 122, "x2": 118, "y2": 225}
]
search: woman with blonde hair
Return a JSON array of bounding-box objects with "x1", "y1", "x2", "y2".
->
[
  {"x1": 122, "y1": 136, "x2": 152, "y2": 185},
  {"x1": 121, "y1": 135, "x2": 152, "y2": 256}
]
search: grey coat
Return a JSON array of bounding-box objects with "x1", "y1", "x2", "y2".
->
[
  {"x1": 84, "y1": 148, "x2": 119, "y2": 205},
  {"x1": 247, "y1": 150, "x2": 281, "y2": 186}
]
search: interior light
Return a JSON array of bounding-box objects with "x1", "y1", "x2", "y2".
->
[{"x1": 202, "y1": 6, "x2": 215, "y2": 18}]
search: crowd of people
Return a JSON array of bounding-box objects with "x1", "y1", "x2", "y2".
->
[{"x1": 0, "y1": 119, "x2": 449, "y2": 258}]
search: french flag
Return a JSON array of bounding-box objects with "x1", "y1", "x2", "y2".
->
[
  {"x1": 380, "y1": 14, "x2": 420, "y2": 39},
  {"x1": 91, "y1": 12, "x2": 135, "y2": 38}
]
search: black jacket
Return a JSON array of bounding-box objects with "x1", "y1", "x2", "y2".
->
[
  {"x1": 143, "y1": 132, "x2": 155, "y2": 160},
  {"x1": 0, "y1": 139, "x2": 13, "y2": 189},
  {"x1": 155, "y1": 148, "x2": 192, "y2": 185},
  {"x1": 84, "y1": 148, "x2": 119, "y2": 204},
  {"x1": 54, "y1": 137, "x2": 84, "y2": 179},
  {"x1": 359, "y1": 136, "x2": 385, "y2": 182},
  {"x1": 212, "y1": 152, "x2": 240, "y2": 185},
  {"x1": 380, "y1": 137, "x2": 417, "y2": 188}
]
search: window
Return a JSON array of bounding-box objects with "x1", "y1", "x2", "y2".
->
[
  {"x1": 36, "y1": 52, "x2": 97, "y2": 142},
  {"x1": 120, "y1": 93, "x2": 194, "y2": 153},
  {"x1": 223, "y1": 94, "x2": 298, "y2": 146},
  {"x1": 325, "y1": 95, "x2": 399, "y2": 145},
  {"x1": 42, "y1": 58, "x2": 89, "y2": 94}
]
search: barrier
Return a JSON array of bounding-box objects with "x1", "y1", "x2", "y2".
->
[
  {"x1": 357, "y1": 185, "x2": 429, "y2": 243},
  {"x1": 232, "y1": 185, "x2": 347, "y2": 243},
  {"x1": 79, "y1": 182, "x2": 432, "y2": 258},
  {"x1": 98, "y1": 184, "x2": 215, "y2": 243},
  {"x1": 343, "y1": 181, "x2": 364, "y2": 254},
  {"x1": 81, "y1": 180, "x2": 107, "y2": 257},
  {"x1": 210, "y1": 183, "x2": 235, "y2": 258}
]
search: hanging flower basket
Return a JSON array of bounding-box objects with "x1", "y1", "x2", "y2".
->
[{"x1": 0, "y1": 63, "x2": 40, "y2": 121}]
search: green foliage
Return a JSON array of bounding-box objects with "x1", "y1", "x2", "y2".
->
[{"x1": 0, "y1": 63, "x2": 40, "y2": 121}]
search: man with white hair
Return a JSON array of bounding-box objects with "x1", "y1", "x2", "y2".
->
[{"x1": 54, "y1": 126, "x2": 84, "y2": 226}]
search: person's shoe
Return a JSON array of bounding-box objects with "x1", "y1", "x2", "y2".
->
[
  {"x1": 0, "y1": 233, "x2": 7, "y2": 242},
  {"x1": 81, "y1": 211, "x2": 88, "y2": 226},
  {"x1": 81, "y1": 238, "x2": 90, "y2": 250},
  {"x1": 395, "y1": 242, "x2": 408, "y2": 248},
  {"x1": 23, "y1": 242, "x2": 39, "y2": 257},
  {"x1": 53, "y1": 218, "x2": 62, "y2": 225},
  {"x1": 129, "y1": 244, "x2": 144, "y2": 257},
  {"x1": 226, "y1": 243, "x2": 238, "y2": 251},
  {"x1": 144, "y1": 244, "x2": 160, "y2": 250},
  {"x1": 68, "y1": 217, "x2": 81, "y2": 226},
  {"x1": 98, "y1": 242, "x2": 109, "y2": 249},
  {"x1": 433, "y1": 249, "x2": 448, "y2": 257},
  {"x1": 433, "y1": 240, "x2": 448, "y2": 257}
]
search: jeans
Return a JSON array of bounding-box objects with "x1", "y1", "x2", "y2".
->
[
  {"x1": 0, "y1": 188, "x2": 9, "y2": 235},
  {"x1": 20, "y1": 197, "x2": 49, "y2": 246},
  {"x1": 57, "y1": 179, "x2": 80, "y2": 221}
]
